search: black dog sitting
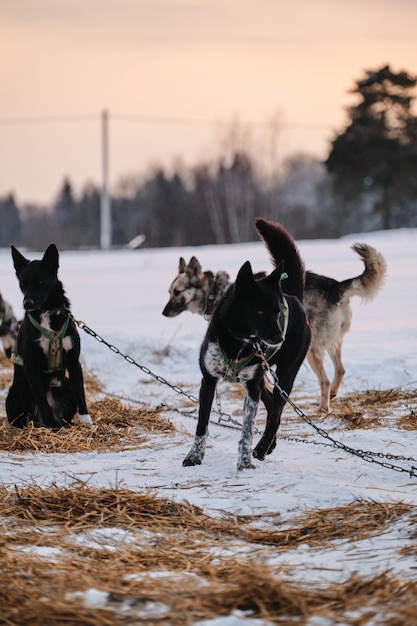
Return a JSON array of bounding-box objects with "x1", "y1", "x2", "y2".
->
[{"x1": 6, "y1": 243, "x2": 92, "y2": 429}]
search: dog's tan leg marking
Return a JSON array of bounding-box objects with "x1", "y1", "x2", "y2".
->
[
  {"x1": 328, "y1": 341, "x2": 345, "y2": 400},
  {"x1": 307, "y1": 349, "x2": 331, "y2": 413}
]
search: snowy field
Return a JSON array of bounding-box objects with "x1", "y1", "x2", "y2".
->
[{"x1": 0, "y1": 227, "x2": 417, "y2": 624}]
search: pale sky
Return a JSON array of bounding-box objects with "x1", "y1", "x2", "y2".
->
[{"x1": 1, "y1": 0, "x2": 416, "y2": 204}]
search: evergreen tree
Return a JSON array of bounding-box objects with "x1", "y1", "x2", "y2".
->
[
  {"x1": 0, "y1": 193, "x2": 21, "y2": 246},
  {"x1": 55, "y1": 177, "x2": 75, "y2": 227},
  {"x1": 326, "y1": 65, "x2": 417, "y2": 230},
  {"x1": 77, "y1": 183, "x2": 100, "y2": 247}
]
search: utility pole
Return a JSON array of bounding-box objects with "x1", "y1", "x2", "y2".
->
[{"x1": 100, "y1": 109, "x2": 111, "y2": 249}]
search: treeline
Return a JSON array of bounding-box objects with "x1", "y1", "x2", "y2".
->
[
  {"x1": 1, "y1": 64, "x2": 417, "y2": 250},
  {"x1": 0, "y1": 154, "x2": 345, "y2": 250}
]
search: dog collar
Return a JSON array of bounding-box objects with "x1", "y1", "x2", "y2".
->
[
  {"x1": 279, "y1": 296, "x2": 289, "y2": 338},
  {"x1": 217, "y1": 342, "x2": 258, "y2": 383}
]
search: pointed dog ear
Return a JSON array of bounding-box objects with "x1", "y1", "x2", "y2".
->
[
  {"x1": 42, "y1": 243, "x2": 59, "y2": 272},
  {"x1": 178, "y1": 257, "x2": 187, "y2": 273},
  {"x1": 266, "y1": 260, "x2": 285, "y2": 289},
  {"x1": 11, "y1": 245, "x2": 29, "y2": 276},
  {"x1": 235, "y1": 260, "x2": 257, "y2": 294},
  {"x1": 187, "y1": 256, "x2": 202, "y2": 276}
]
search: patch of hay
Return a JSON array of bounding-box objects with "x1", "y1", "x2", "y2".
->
[
  {"x1": 325, "y1": 388, "x2": 417, "y2": 430},
  {"x1": 0, "y1": 397, "x2": 174, "y2": 454},
  {"x1": 1, "y1": 484, "x2": 417, "y2": 625},
  {"x1": 91, "y1": 397, "x2": 174, "y2": 433},
  {"x1": 242, "y1": 499, "x2": 413, "y2": 547},
  {"x1": 0, "y1": 484, "x2": 412, "y2": 550}
]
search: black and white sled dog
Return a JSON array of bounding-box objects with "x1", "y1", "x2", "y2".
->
[
  {"x1": 163, "y1": 232, "x2": 386, "y2": 413},
  {"x1": 6, "y1": 243, "x2": 92, "y2": 429},
  {"x1": 181, "y1": 219, "x2": 311, "y2": 470},
  {"x1": 0, "y1": 292, "x2": 19, "y2": 358}
]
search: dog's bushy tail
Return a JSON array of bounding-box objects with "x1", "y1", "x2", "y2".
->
[
  {"x1": 255, "y1": 218, "x2": 305, "y2": 301},
  {"x1": 339, "y1": 243, "x2": 387, "y2": 301}
]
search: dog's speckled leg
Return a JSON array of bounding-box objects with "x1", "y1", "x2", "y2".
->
[
  {"x1": 237, "y1": 394, "x2": 257, "y2": 471},
  {"x1": 183, "y1": 433, "x2": 209, "y2": 466}
]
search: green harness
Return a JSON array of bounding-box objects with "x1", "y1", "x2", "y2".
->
[
  {"x1": 12, "y1": 314, "x2": 70, "y2": 374},
  {"x1": 218, "y1": 297, "x2": 289, "y2": 383}
]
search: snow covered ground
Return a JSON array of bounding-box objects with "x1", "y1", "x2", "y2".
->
[{"x1": 0, "y1": 227, "x2": 417, "y2": 622}]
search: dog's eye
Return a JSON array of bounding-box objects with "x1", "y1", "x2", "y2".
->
[
  {"x1": 173, "y1": 289, "x2": 182, "y2": 297},
  {"x1": 257, "y1": 309, "x2": 265, "y2": 318}
]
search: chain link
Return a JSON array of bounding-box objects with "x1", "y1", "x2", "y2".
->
[{"x1": 74, "y1": 315, "x2": 417, "y2": 477}]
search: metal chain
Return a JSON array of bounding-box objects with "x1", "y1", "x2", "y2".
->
[
  {"x1": 275, "y1": 433, "x2": 417, "y2": 463},
  {"x1": 213, "y1": 389, "x2": 256, "y2": 431},
  {"x1": 266, "y1": 369, "x2": 417, "y2": 478},
  {"x1": 74, "y1": 315, "x2": 417, "y2": 477},
  {"x1": 73, "y1": 316, "x2": 234, "y2": 423}
]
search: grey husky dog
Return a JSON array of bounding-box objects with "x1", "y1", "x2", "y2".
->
[{"x1": 163, "y1": 228, "x2": 386, "y2": 413}]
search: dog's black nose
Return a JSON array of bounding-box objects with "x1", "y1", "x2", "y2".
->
[{"x1": 23, "y1": 298, "x2": 35, "y2": 310}]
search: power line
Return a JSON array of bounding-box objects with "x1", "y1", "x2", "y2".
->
[
  {"x1": 114, "y1": 113, "x2": 331, "y2": 129},
  {"x1": 0, "y1": 112, "x2": 332, "y2": 130},
  {"x1": 0, "y1": 114, "x2": 98, "y2": 126}
]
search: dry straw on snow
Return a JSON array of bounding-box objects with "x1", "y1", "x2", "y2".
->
[
  {"x1": 0, "y1": 396, "x2": 174, "y2": 453},
  {"x1": 331, "y1": 387, "x2": 417, "y2": 430},
  {"x1": 1, "y1": 355, "x2": 417, "y2": 623},
  {"x1": 1, "y1": 483, "x2": 417, "y2": 625}
]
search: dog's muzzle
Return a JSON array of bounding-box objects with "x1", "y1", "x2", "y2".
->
[
  {"x1": 162, "y1": 299, "x2": 185, "y2": 317},
  {"x1": 23, "y1": 298, "x2": 36, "y2": 311}
]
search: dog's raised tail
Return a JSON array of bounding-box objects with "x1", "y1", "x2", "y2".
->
[
  {"x1": 340, "y1": 243, "x2": 387, "y2": 301},
  {"x1": 255, "y1": 217, "x2": 305, "y2": 301}
]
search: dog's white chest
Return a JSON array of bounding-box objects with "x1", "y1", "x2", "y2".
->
[
  {"x1": 204, "y1": 342, "x2": 226, "y2": 378},
  {"x1": 39, "y1": 334, "x2": 73, "y2": 356},
  {"x1": 204, "y1": 341, "x2": 258, "y2": 383}
]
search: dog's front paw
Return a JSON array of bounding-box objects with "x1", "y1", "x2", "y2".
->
[
  {"x1": 78, "y1": 413, "x2": 93, "y2": 427},
  {"x1": 318, "y1": 403, "x2": 331, "y2": 413},
  {"x1": 237, "y1": 459, "x2": 256, "y2": 471},
  {"x1": 183, "y1": 454, "x2": 202, "y2": 467},
  {"x1": 254, "y1": 435, "x2": 277, "y2": 460},
  {"x1": 252, "y1": 448, "x2": 265, "y2": 461},
  {"x1": 183, "y1": 434, "x2": 207, "y2": 467},
  {"x1": 253, "y1": 440, "x2": 268, "y2": 461}
]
